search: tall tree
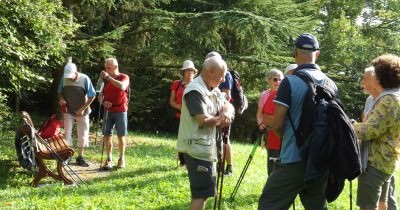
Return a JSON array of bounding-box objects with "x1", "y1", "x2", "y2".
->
[{"x1": 0, "y1": 0, "x2": 76, "y2": 122}]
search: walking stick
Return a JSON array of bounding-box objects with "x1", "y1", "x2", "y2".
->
[
  {"x1": 94, "y1": 102, "x2": 102, "y2": 144},
  {"x1": 94, "y1": 77, "x2": 104, "y2": 144},
  {"x1": 229, "y1": 133, "x2": 263, "y2": 202},
  {"x1": 214, "y1": 129, "x2": 225, "y2": 210},
  {"x1": 350, "y1": 180, "x2": 353, "y2": 210},
  {"x1": 100, "y1": 110, "x2": 108, "y2": 168},
  {"x1": 21, "y1": 111, "x2": 87, "y2": 186}
]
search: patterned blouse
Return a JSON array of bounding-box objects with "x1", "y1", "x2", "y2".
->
[{"x1": 354, "y1": 94, "x2": 400, "y2": 174}]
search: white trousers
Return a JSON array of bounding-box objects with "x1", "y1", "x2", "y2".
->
[{"x1": 63, "y1": 113, "x2": 90, "y2": 148}]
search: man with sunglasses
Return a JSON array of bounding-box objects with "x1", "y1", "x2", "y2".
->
[{"x1": 258, "y1": 33, "x2": 338, "y2": 209}]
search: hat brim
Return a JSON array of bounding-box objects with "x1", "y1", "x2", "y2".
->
[
  {"x1": 181, "y1": 68, "x2": 198, "y2": 73},
  {"x1": 64, "y1": 72, "x2": 75, "y2": 78}
]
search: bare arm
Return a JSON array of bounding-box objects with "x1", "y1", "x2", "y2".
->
[
  {"x1": 271, "y1": 103, "x2": 288, "y2": 137},
  {"x1": 169, "y1": 90, "x2": 181, "y2": 110},
  {"x1": 75, "y1": 97, "x2": 96, "y2": 116},
  {"x1": 263, "y1": 114, "x2": 274, "y2": 127},
  {"x1": 256, "y1": 106, "x2": 264, "y2": 126},
  {"x1": 194, "y1": 102, "x2": 234, "y2": 128},
  {"x1": 100, "y1": 71, "x2": 129, "y2": 90},
  {"x1": 221, "y1": 89, "x2": 231, "y2": 101},
  {"x1": 58, "y1": 93, "x2": 66, "y2": 106}
]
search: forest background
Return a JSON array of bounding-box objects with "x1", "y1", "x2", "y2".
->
[{"x1": 1, "y1": 0, "x2": 400, "y2": 141}]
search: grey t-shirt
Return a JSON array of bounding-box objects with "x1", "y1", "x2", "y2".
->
[{"x1": 184, "y1": 90, "x2": 208, "y2": 116}]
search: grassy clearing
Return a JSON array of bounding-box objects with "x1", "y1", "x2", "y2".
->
[{"x1": 0, "y1": 131, "x2": 399, "y2": 209}]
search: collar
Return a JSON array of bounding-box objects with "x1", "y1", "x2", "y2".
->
[{"x1": 294, "y1": 63, "x2": 320, "y2": 73}]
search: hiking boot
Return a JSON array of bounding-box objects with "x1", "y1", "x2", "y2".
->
[
  {"x1": 103, "y1": 159, "x2": 114, "y2": 170},
  {"x1": 224, "y1": 165, "x2": 233, "y2": 176},
  {"x1": 117, "y1": 158, "x2": 125, "y2": 169},
  {"x1": 76, "y1": 156, "x2": 89, "y2": 167}
]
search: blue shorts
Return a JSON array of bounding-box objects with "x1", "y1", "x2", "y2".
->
[{"x1": 102, "y1": 112, "x2": 127, "y2": 136}]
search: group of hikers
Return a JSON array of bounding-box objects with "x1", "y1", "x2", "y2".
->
[
  {"x1": 56, "y1": 32, "x2": 400, "y2": 210},
  {"x1": 172, "y1": 33, "x2": 400, "y2": 210},
  {"x1": 58, "y1": 58, "x2": 129, "y2": 170}
]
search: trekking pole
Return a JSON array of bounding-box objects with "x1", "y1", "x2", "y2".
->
[
  {"x1": 94, "y1": 77, "x2": 104, "y2": 144},
  {"x1": 214, "y1": 129, "x2": 224, "y2": 210},
  {"x1": 94, "y1": 102, "x2": 102, "y2": 144},
  {"x1": 34, "y1": 133, "x2": 88, "y2": 185},
  {"x1": 350, "y1": 180, "x2": 352, "y2": 210},
  {"x1": 22, "y1": 111, "x2": 87, "y2": 186},
  {"x1": 217, "y1": 131, "x2": 229, "y2": 210},
  {"x1": 100, "y1": 110, "x2": 109, "y2": 168},
  {"x1": 229, "y1": 133, "x2": 263, "y2": 202}
]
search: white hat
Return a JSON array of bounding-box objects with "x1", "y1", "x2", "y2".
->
[
  {"x1": 64, "y1": 63, "x2": 77, "y2": 78},
  {"x1": 284, "y1": 63, "x2": 298, "y2": 74},
  {"x1": 181, "y1": 60, "x2": 198, "y2": 73}
]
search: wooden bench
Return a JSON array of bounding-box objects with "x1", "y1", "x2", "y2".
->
[
  {"x1": 20, "y1": 112, "x2": 75, "y2": 187},
  {"x1": 32, "y1": 134, "x2": 75, "y2": 187}
]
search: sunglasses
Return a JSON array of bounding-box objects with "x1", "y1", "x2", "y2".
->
[{"x1": 272, "y1": 78, "x2": 282, "y2": 82}]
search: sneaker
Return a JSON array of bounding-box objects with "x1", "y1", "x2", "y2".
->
[
  {"x1": 103, "y1": 159, "x2": 114, "y2": 170},
  {"x1": 224, "y1": 165, "x2": 233, "y2": 176},
  {"x1": 117, "y1": 158, "x2": 125, "y2": 169},
  {"x1": 63, "y1": 157, "x2": 71, "y2": 165},
  {"x1": 76, "y1": 156, "x2": 89, "y2": 167}
]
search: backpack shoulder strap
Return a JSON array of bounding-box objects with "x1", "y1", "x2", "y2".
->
[{"x1": 175, "y1": 80, "x2": 182, "y2": 92}]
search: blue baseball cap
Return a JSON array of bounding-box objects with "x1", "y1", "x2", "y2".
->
[{"x1": 295, "y1": 33, "x2": 319, "y2": 51}]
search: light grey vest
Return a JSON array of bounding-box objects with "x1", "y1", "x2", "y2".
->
[{"x1": 176, "y1": 76, "x2": 225, "y2": 162}]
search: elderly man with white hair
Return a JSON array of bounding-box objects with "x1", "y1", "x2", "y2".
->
[
  {"x1": 100, "y1": 58, "x2": 130, "y2": 170},
  {"x1": 176, "y1": 56, "x2": 234, "y2": 210}
]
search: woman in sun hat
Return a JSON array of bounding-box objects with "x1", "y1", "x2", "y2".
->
[{"x1": 170, "y1": 60, "x2": 197, "y2": 166}]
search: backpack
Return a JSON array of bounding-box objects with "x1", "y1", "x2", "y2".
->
[
  {"x1": 39, "y1": 114, "x2": 62, "y2": 139},
  {"x1": 288, "y1": 71, "x2": 335, "y2": 148},
  {"x1": 230, "y1": 70, "x2": 248, "y2": 114},
  {"x1": 288, "y1": 70, "x2": 361, "y2": 202}
]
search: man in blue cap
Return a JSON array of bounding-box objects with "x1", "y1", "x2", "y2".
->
[{"x1": 258, "y1": 33, "x2": 338, "y2": 209}]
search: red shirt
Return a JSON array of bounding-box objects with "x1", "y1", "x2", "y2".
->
[
  {"x1": 170, "y1": 80, "x2": 186, "y2": 118},
  {"x1": 103, "y1": 73, "x2": 129, "y2": 112},
  {"x1": 262, "y1": 90, "x2": 281, "y2": 150}
]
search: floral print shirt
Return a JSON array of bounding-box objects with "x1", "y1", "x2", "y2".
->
[{"x1": 354, "y1": 94, "x2": 400, "y2": 174}]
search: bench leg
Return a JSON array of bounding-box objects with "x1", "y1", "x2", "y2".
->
[
  {"x1": 57, "y1": 162, "x2": 73, "y2": 185},
  {"x1": 32, "y1": 157, "x2": 73, "y2": 187}
]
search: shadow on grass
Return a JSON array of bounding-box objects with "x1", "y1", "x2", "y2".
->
[{"x1": 0, "y1": 159, "x2": 35, "y2": 189}]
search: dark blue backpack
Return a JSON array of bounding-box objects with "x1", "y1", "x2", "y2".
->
[
  {"x1": 288, "y1": 71, "x2": 361, "y2": 202},
  {"x1": 230, "y1": 70, "x2": 248, "y2": 114}
]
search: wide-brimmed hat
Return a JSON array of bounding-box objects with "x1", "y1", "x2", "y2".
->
[
  {"x1": 180, "y1": 60, "x2": 198, "y2": 73},
  {"x1": 64, "y1": 62, "x2": 77, "y2": 79},
  {"x1": 284, "y1": 63, "x2": 298, "y2": 74}
]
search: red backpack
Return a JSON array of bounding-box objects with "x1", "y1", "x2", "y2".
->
[{"x1": 39, "y1": 114, "x2": 62, "y2": 139}]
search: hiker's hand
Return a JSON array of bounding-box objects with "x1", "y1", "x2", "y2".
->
[
  {"x1": 258, "y1": 123, "x2": 266, "y2": 131},
  {"x1": 219, "y1": 114, "x2": 232, "y2": 127},
  {"x1": 103, "y1": 101, "x2": 112, "y2": 109},
  {"x1": 100, "y1": 71, "x2": 109, "y2": 80},
  {"x1": 58, "y1": 99, "x2": 66, "y2": 107},
  {"x1": 75, "y1": 108, "x2": 84, "y2": 116}
]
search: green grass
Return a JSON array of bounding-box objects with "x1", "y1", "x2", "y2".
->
[{"x1": 0, "y1": 131, "x2": 399, "y2": 209}]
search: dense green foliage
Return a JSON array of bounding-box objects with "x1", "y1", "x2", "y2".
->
[
  {"x1": 0, "y1": 0, "x2": 77, "y2": 113},
  {"x1": 1, "y1": 131, "x2": 399, "y2": 209},
  {"x1": 1, "y1": 0, "x2": 400, "y2": 138}
]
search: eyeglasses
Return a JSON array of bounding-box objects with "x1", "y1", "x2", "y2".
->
[{"x1": 272, "y1": 78, "x2": 282, "y2": 82}]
